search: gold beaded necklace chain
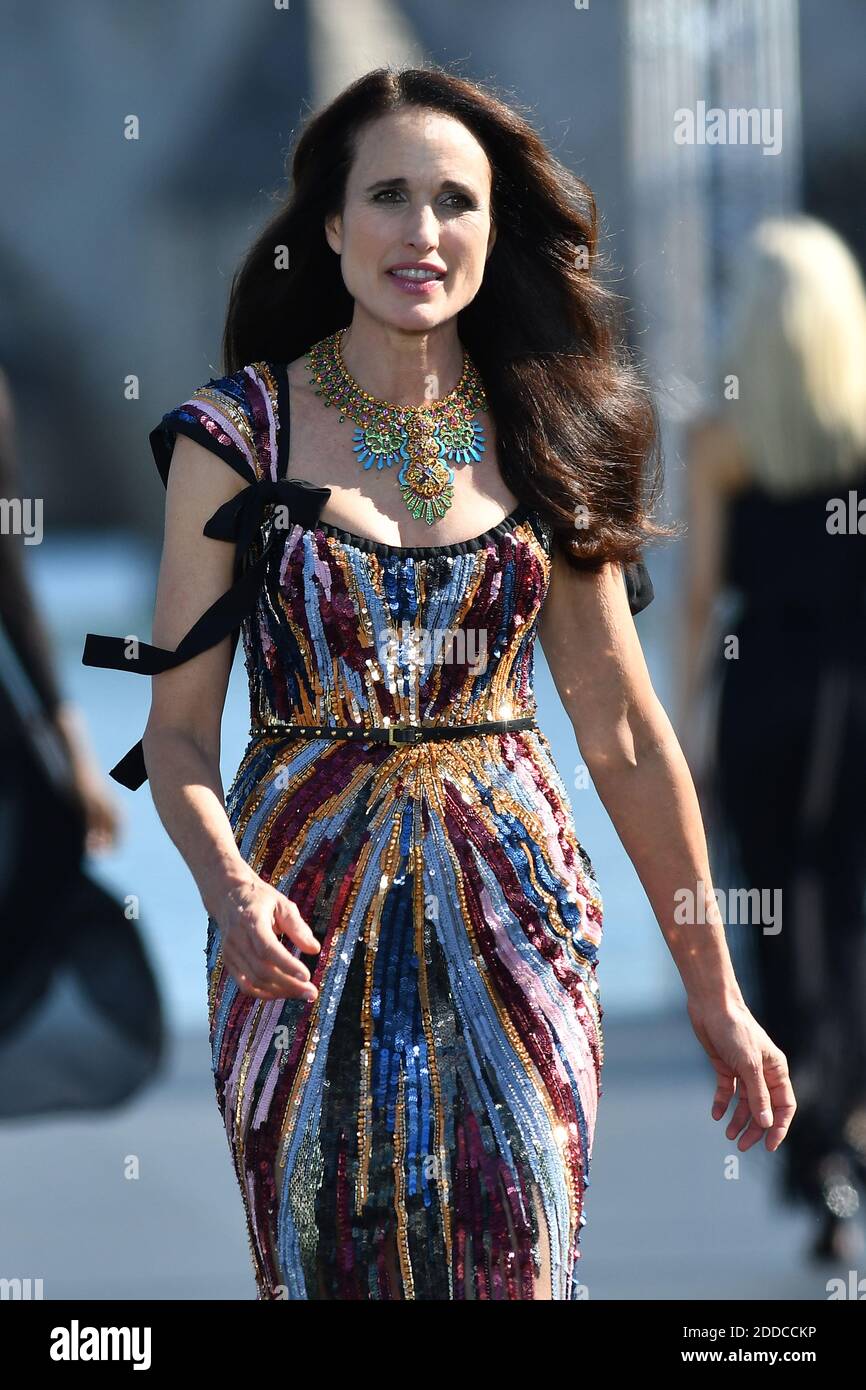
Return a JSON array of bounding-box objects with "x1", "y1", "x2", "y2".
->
[{"x1": 305, "y1": 327, "x2": 488, "y2": 526}]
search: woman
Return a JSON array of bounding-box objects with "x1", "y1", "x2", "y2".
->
[
  {"x1": 682, "y1": 215, "x2": 866, "y2": 1262},
  {"x1": 83, "y1": 66, "x2": 794, "y2": 1300}
]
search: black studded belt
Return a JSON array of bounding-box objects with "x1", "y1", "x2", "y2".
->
[{"x1": 248, "y1": 716, "x2": 538, "y2": 746}]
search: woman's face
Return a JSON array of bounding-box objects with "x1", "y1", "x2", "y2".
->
[{"x1": 325, "y1": 107, "x2": 497, "y2": 332}]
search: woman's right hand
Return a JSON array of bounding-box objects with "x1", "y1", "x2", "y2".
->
[{"x1": 211, "y1": 871, "x2": 321, "y2": 1002}]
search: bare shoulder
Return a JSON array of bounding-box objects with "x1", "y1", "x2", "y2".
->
[{"x1": 164, "y1": 432, "x2": 250, "y2": 526}]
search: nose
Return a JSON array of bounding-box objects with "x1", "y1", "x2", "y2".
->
[{"x1": 403, "y1": 202, "x2": 439, "y2": 250}]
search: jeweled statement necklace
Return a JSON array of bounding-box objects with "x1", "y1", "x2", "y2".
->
[{"x1": 306, "y1": 327, "x2": 488, "y2": 525}]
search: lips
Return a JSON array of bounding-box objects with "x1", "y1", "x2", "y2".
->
[
  {"x1": 386, "y1": 265, "x2": 446, "y2": 281},
  {"x1": 385, "y1": 266, "x2": 446, "y2": 297}
]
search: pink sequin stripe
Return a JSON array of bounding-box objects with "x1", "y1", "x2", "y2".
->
[
  {"x1": 480, "y1": 882, "x2": 599, "y2": 1144},
  {"x1": 194, "y1": 399, "x2": 257, "y2": 477},
  {"x1": 244, "y1": 364, "x2": 279, "y2": 482}
]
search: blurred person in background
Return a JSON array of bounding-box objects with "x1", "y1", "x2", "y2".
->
[
  {"x1": 0, "y1": 366, "x2": 121, "y2": 853},
  {"x1": 682, "y1": 215, "x2": 866, "y2": 1261},
  {"x1": 0, "y1": 364, "x2": 164, "y2": 1116}
]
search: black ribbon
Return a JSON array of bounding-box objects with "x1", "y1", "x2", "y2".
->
[
  {"x1": 81, "y1": 477, "x2": 331, "y2": 790},
  {"x1": 623, "y1": 559, "x2": 654, "y2": 617}
]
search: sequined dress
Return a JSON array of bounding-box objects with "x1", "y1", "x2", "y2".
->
[{"x1": 84, "y1": 360, "x2": 654, "y2": 1300}]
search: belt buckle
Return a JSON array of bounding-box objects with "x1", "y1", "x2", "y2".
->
[{"x1": 387, "y1": 722, "x2": 423, "y2": 745}]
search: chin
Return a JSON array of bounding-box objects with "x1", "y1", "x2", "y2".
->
[{"x1": 377, "y1": 302, "x2": 451, "y2": 331}]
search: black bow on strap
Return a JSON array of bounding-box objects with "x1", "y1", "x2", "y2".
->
[
  {"x1": 623, "y1": 559, "x2": 654, "y2": 617},
  {"x1": 81, "y1": 476, "x2": 331, "y2": 791},
  {"x1": 202, "y1": 476, "x2": 332, "y2": 553}
]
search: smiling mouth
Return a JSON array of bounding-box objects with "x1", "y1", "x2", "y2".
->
[{"x1": 387, "y1": 268, "x2": 446, "y2": 282}]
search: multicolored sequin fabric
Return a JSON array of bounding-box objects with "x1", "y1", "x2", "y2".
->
[{"x1": 134, "y1": 362, "x2": 609, "y2": 1298}]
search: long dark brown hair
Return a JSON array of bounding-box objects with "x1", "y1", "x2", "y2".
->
[{"x1": 223, "y1": 64, "x2": 678, "y2": 568}]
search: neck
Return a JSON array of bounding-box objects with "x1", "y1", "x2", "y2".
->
[{"x1": 339, "y1": 311, "x2": 464, "y2": 405}]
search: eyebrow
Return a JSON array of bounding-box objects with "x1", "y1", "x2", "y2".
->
[{"x1": 364, "y1": 176, "x2": 479, "y2": 199}]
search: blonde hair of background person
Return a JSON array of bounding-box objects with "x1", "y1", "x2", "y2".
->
[{"x1": 680, "y1": 214, "x2": 866, "y2": 768}]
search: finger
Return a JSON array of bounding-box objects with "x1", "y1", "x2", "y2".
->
[
  {"x1": 245, "y1": 927, "x2": 315, "y2": 980},
  {"x1": 232, "y1": 956, "x2": 319, "y2": 1000},
  {"x1": 741, "y1": 1057, "x2": 775, "y2": 1131},
  {"x1": 725, "y1": 1092, "x2": 752, "y2": 1141},
  {"x1": 273, "y1": 894, "x2": 320, "y2": 955},
  {"x1": 247, "y1": 920, "x2": 320, "y2": 983},
  {"x1": 711, "y1": 1070, "x2": 736, "y2": 1120},
  {"x1": 764, "y1": 1099, "x2": 797, "y2": 1150},
  {"x1": 227, "y1": 925, "x2": 311, "y2": 980},
  {"x1": 220, "y1": 908, "x2": 318, "y2": 993},
  {"x1": 224, "y1": 940, "x2": 318, "y2": 999},
  {"x1": 239, "y1": 903, "x2": 318, "y2": 978},
  {"x1": 764, "y1": 1065, "x2": 797, "y2": 1150},
  {"x1": 234, "y1": 970, "x2": 317, "y2": 1002},
  {"x1": 732, "y1": 1112, "x2": 770, "y2": 1151}
]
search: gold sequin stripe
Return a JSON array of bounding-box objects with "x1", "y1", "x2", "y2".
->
[
  {"x1": 207, "y1": 942, "x2": 224, "y2": 1033},
  {"x1": 272, "y1": 826, "x2": 383, "y2": 1190},
  {"x1": 413, "y1": 825, "x2": 454, "y2": 1284},
  {"x1": 356, "y1": 743, "x2": 429, "y2": 832},
  {"x1": 356, "y1": 815, "x2": 402, "y2": 1210},
  {"x1": 581, "y1": 980, "x2": 605, "y2": 1070},
  {"x1": 392, "y1": 1068, "x2": 416, "y2": 1298},
  {"x1": 192, "y1": 382, "x2": 259, "y2": 472},
  {"x1": 247, "y1": 360, "x2": 283, "y2": 476},
  {"x1": 207, "y1": 978, "x2": 272, "y2": 1292},
  {"x1": 234, "y1": 999, "x2": 279, "y2": 1286},
  {"x1": 224, "y1": 1002, "x2": 272, "y2": 1285}
]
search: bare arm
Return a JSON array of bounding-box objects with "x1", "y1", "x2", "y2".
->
[
  {"x1": 141, "y1": 434, "x2": 320, "y2": 1000},
  {"x1": 538, "y1": 549, "x2": 794, "y2": 1151}
]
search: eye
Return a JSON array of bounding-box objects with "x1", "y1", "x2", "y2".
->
[{"x1": 371, "y1": 189, "x2": 475, "y2": 210}]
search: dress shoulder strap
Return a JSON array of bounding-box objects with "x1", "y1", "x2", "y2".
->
[
  {"x1": 148, "y1": 366, "x2": 265, "y2": 489},
  {"x1": 274, "y1": 361, "x2": 292, "y2": 481},
  {"x1": 82, "y1": 363, "x2": 331, "y2": 791}
]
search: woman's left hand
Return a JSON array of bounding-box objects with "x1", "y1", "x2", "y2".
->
[{"x1": 687, "y1": 996, "x2": 796, "y2": 1152}]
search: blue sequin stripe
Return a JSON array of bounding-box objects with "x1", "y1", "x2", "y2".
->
[{"x1": 418, "y1": 551, "x2": 486, "y2": 689}]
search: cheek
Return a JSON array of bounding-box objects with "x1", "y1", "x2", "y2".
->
[
  {"x1": 444, "y1": 222, "x2": 490, "y2": 266},
  {"x1": 337, "y1": 229, "x2": 389, "y2": 300},
  {"x1": 446, "y1": 240, "x2": 489, "y2": 289},
  {"x1": 344, "y1": 209, "x2": 392, "y2": 262}
]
